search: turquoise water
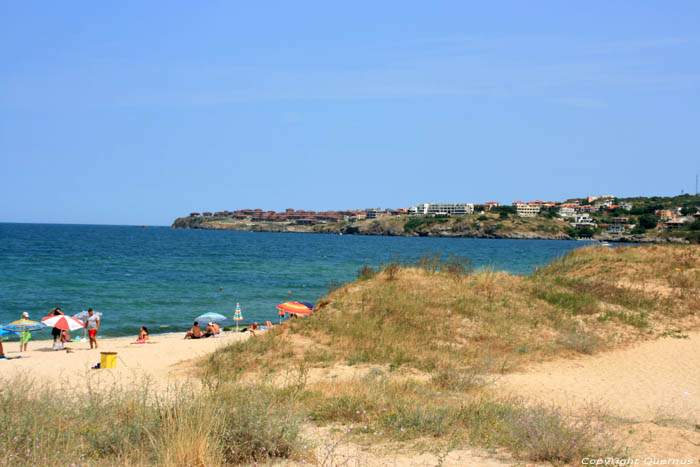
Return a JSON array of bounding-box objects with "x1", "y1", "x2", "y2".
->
[{"x1": 0, "y1": 223, "x2": 596, "y2": 338}]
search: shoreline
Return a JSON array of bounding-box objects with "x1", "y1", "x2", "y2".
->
[
  {"x1": 172, "y1": 217, "x2": 684, "y2": 244},
  {"x1": 1, "y1": 323, "x2": 267, "y2": 342}
]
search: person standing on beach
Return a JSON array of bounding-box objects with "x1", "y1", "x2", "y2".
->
[
  {"x1": 48, "y1": 307, "x2": 63, "y2": 350},
  {"x1": 19, "y1": 312, "x2": 31, "y2": 353},
  {"x1": 85, "y1": 308, "x2": 100, "y2": 349}
]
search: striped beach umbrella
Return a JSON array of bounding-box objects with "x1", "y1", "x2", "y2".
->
[
  {"x1": 276, "y1": 301, "x2": 313, "y2": 317},
  {"x1": 3, "y1": 319, "x2": 44, "y2": 333},
  {"x1": 41, "y1": 315, "x2": 86, "y2": 331},
  {"x1": 233, "y1": 303, "x2": 243, "y2": 332}
]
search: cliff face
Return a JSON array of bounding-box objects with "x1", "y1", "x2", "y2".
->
[{"x1": 171, "y1": 215, "x2": 574, "y2": 240}]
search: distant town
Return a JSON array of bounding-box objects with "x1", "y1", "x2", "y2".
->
[{"x1": 185, "y1": 194, "x2": 700, "y2": 237}]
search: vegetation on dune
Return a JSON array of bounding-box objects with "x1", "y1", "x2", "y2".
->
[
  {"x1": 0, "y1": 376, "x2": 305, "y2": 466},
  {"x1": 218, "y1": 246, "x2": 699, "y2": 378},
  {"x1": 199, "y1": 245, "x2": 700, "y2": 463}
]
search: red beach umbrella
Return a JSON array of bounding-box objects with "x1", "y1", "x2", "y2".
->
[
  {"x1": 276, "y1": 301, "x2": 312, "y2": 317},
  {"x1": 41, "y1": 315, "x2": 86, "y2": 331}
]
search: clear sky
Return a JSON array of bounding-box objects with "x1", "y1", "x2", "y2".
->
[{"x1": 1, "y1": 1, "x2": 699, "y2": 225}]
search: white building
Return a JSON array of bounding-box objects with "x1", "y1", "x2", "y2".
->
[
  {"x1": 409, "y1": 203, "x2": 474, "y2": 216},
  {"x1": 558, "y1": 206, "x2": 576, "y2": 218},
  {"x1": 517, "y1": 204, "x2": 540, "y2": 217}
]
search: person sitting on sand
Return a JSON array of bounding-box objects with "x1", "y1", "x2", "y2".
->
[
  {"x1": 203, "y1": 321, "x2": 221, "y2": 338},
  {"x1": 249, "y1": 322, "x2": 259, "y2": 336},
  {"x1": 134, "y1": 326, "x2": 149, "y2": 344},
  {"x1": 184, "y1": 321, "x2": 203, "y2": 339}
]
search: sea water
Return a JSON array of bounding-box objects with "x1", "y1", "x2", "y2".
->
[{"x1": 0, "y1": 223, "x2": 596, "y2": 338}]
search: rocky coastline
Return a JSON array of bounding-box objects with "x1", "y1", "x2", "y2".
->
[{"x1": 171, "y1": 215, "x2": 686, "y2": 243}]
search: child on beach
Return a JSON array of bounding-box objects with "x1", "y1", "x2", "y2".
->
[{"x1": 19, "y1": 312, "x2": 31, "y2": 353}]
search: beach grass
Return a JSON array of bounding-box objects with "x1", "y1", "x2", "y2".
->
[
  {"x1": 0, "y1": 375, "x2": 305, "y2": 466},
  {"x1": 198, "y1": 244, "x2": 698, "y2": 463}
]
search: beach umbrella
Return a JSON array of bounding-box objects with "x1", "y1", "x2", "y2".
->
[
  {"x1": 276, "y1": 302, "x2": 312, "y2": 317},
  {"x1": 233, "y1": 303, "x2": 243, "y2": 332},
  {"x1": 41, "y1": 315, "x2": 86, "y2": 332},
  {"x1": 195, "y1": 312, "x2": 227, "y2": 323},
  {"x1": 3, "y1": 319, "x2": 45, "y2": 333}
]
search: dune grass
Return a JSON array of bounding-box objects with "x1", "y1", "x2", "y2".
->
[
  {"x1": 0, "y1": 375, "x2": 305, "y2": 466},
  {"x1": 198, "y1": 245, "x2": 698, "y2": 464},
  {"x1": 214, "y1": 246, "x2": 700, "y2": 380}
]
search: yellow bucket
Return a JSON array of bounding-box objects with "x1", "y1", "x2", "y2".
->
[{"x1": 100, "y1": 352, "x2": 117, "y2": 369}]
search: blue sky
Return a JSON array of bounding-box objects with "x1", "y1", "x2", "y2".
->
[{"x1": 1, "y1": 1, "x2": 699, "y2": 225}]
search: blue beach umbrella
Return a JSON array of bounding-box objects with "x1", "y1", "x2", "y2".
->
[
  {"x1": 194, "y1": 312, "x2": 227, "y2": 323},
  {"x1": 3, "y1": 319, "x2": 44, "y2": 333},
  {"x1": 300, "y1": 302, "x2": 315, "y2": 311}
]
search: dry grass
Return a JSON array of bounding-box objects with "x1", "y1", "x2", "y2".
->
[
  {"x1": 198, "y1": 245, "x2": 699, "y2": 464},
  {"x1": 213, "y1": 246, "x2": 700, "y2": 380},
  {"x1": 0, "y1": 375, "x2": 305, "y2": 466}
]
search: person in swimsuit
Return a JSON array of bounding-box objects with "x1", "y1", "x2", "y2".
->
[
  {"x1": 135, "y1": 326, "x2": 149, "y2": 343},
  {"x1": 249, "y1": 322, "x2": 259, "y2": 336},
  {"x1": 203, "y1": 322, "x2": 221, "y2": 338},
  {"x1": 184, "y1": 322, "x2": 203, "y2": 339}
]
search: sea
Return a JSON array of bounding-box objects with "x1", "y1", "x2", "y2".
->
[{"x1": 0, "y1": 223, "x2": 598, "y2": 339}]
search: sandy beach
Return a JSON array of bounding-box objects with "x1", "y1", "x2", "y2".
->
[
  {"x1": 0, "y1": 331, "x2": 252, "y2": 391},
  {"x1": 498, "y1": 331, "x2": 700, "y2": 460}
]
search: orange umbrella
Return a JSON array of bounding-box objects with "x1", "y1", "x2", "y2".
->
[{"x1": 276, "y1": 301, "x2": 312, "y2": 317}]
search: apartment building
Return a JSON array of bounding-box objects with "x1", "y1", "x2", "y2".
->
[
  {"x1": 409, "y1": 203, "x2": 474, "y2": 216},
  {"x1": 517, "y1": 204, "x2": 540, "y2": 217}
]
